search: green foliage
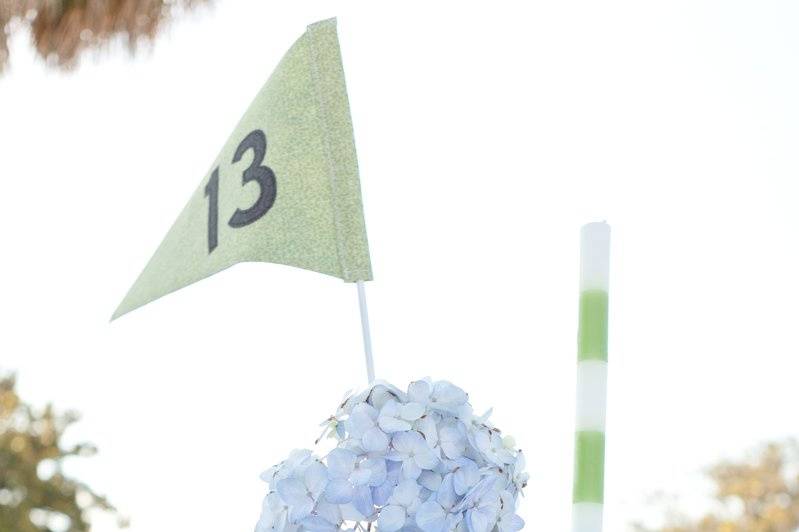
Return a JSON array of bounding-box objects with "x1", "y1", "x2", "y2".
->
[{"x1": 0, "y1": 374, "x2": 118, "y2": 532}]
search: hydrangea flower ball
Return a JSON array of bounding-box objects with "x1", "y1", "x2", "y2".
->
[{"x1": 255, "y1": 379, "x2": 528, "y2": 532}]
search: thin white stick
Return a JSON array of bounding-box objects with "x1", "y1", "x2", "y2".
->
[{"x1": 356, "y1": 281, "x2": 375, "y2": 384}]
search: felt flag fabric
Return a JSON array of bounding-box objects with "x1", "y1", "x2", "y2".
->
[{"x1": 113, "y1": 18, "x2": 372, "y2": 320}]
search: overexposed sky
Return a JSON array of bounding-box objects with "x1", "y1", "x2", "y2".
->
[{"x1": 1, "y1": 1, "x2": 798, "y2": 531}]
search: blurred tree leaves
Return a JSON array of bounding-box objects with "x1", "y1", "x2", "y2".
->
[
  {"x1": 0, "y1": 374, "x2": 121, "y2": 532},
  {"x1": 0, "y1": 0, "x2": 209, "y2": 73},
  {"x1": 636, "y1": 441, "x2": 799, "y2": 532}
]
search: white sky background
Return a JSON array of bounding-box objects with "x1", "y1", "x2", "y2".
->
[{"x1": 1, "y1": 1, "x2": 798, "y2": 530}]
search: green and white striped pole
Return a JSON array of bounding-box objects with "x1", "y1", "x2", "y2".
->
[{"x1": 572, "y1": 221, "x2": 611, "y2": 532}]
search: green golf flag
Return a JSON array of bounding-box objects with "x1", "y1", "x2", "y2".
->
[{"x1": 113, "y1": 18, "x2": 372, "y2": 320}]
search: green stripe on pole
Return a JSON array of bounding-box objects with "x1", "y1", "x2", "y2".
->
[
  {"x1": 573, "y1": 430, "x2": 605, "y2": 503},
  {"x1": 578, "y1": 290, "x2": 608, "y2": 362}
]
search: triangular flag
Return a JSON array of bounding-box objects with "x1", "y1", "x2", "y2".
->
[{"x1": 113, "y1": 18, "x2": 372, "y2": 320}]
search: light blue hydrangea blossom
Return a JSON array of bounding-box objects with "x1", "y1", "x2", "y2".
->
[{"x1": 256, "y1": 379, "x2": 528, "y2": 532}]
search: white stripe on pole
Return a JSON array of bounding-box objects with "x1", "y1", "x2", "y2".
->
[
  {"x1": 575, "y1": 360, "x2": 608, "y2": 431},
  {"x1": 356, "y1": 281, "x2": 375, "y2": 384},
  {"x1": 580, "y1": 223, "x2": 611, "y2": 291},
  {"x1": 573, "y1": 503, "x2": 604, "y2": 532}
]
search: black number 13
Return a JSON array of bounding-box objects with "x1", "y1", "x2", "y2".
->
[{"x1": 204, "y1": 129, "x2": 277, "y2": 253}]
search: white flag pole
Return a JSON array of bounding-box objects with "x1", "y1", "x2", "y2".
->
[{"x1": 356, "y1": 281, "x2": 375, "y2": 384}]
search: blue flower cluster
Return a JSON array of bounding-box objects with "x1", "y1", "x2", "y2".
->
[{"x1": 256, "y1": 379, "x2": 527, "y2": 532}]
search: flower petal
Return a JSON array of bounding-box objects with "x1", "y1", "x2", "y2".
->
[
  {"x1": 474, "y1": 431, "x2": 491, "y2": 455},
  {"x1": 413, "y1": 446, "x2": 439, "y2": 471},
  {"x1": 369, "y1": 384, "x2": 406, "y2": 409},
  {"x1": 372, "y1": 461, "x2": 401, "y2": 506},
  {"x1": 327, "y1": 448, "x2": 357, "y2": 479},
  {"x1": 495, "y1": 448, "x2": 515, "y2": 465},
  {"x1": 287, "y1": 498, "x2": 313, "y2": 524},
  {"x1": 276, "y1": 478, "x2": 309, "y2": 507},
  {"x1": 286, "y1": 449, "x2": 313, "y2": 467},
  {"x1": 389, "y1": 478, "x2": 421, "y2": 507},
  {"x1": 453, "y1": 459, "x2": 480, "y2": 496},
  {"x1": 379, "y1": 416, "x2": 413, "y2": 433},
  {"x1": 416, "y1": 417, "x2": 439, "y2": 448},
  {"x1": 467, "y1": 509, "x2": 493, "y2": 532},
  {"x1": 440, "y1": 426, "x2": 465, "y2": 460},
  {"x1": 415, "y1": 501, "x2": 446, "y2": 532},
  {"x1": 362, "y1": 427, "x2": 389, "y2": 453},
  {"x1": 304, "y1": 461, "x2": 329, "y2": 498},
  {"x1": 354, "y1": 402, "x2": 379, "y2": 421},
  {"x1": 378, "y1": 505, "x2": 406, "y2": 532},
  {"x1": 350, "y1": 466, "x2": 372, "y2": 486},
  {"x1": 402, "y1": 459, "x2": 422, "y2": 480},
  {"x1": 436, "y1": 473, "x2": 458, "y2": 511},
  {"x1": 339, "y1": 502, "x2": 366, "y2": 522},
  {"x1": 301, "y1": 515, "x2": 337, "y2": 532},
  {"x1": 453, "y1": 477, "x2": 496, "y2": 514},
  {"x1": 407, "y1": 380, "x2": 431, "y2": 404},
  {"x1": 346, "y1": 404, "x2": 378, "y2": 438},
  {"x1": 380, "y1": 399, "x2": 401, "y2": 417},
  {"x1": 400, "y1": 402, "x2": 425, "y2": 421},
  {"x1": 324, "y1": 479, "x2": 354, "y2": 504},
  {"x1": 372, "y1": 481, "x2": 396, "y2": 507},
  {"x1": 432, "y1": 382, "x2": 467, "y2": 406},
  {"x1": 418, "y1": 471, "x2": 442, "y2": 492},
  {"x1": 365, "y1": 457, "x2": 387, "y2": 487},
  {"x1": 515, "y1": 451, "x2": 526, "y2": 471},
  {"x1": 351, "y1": 484, "x2": 374, "y2": 518},
  {"x1": 392, "y1": 431, "x2": 423, "y2": 455},
  {"x1": 498, "y1": 514, "x2": 524, "y2": 532},
  {"x1": 256, "y1": 496, "x2": 285, "y2": 532},
  {"x1": 316, "y1": 501, "x2": 342, "y2": 527}
]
